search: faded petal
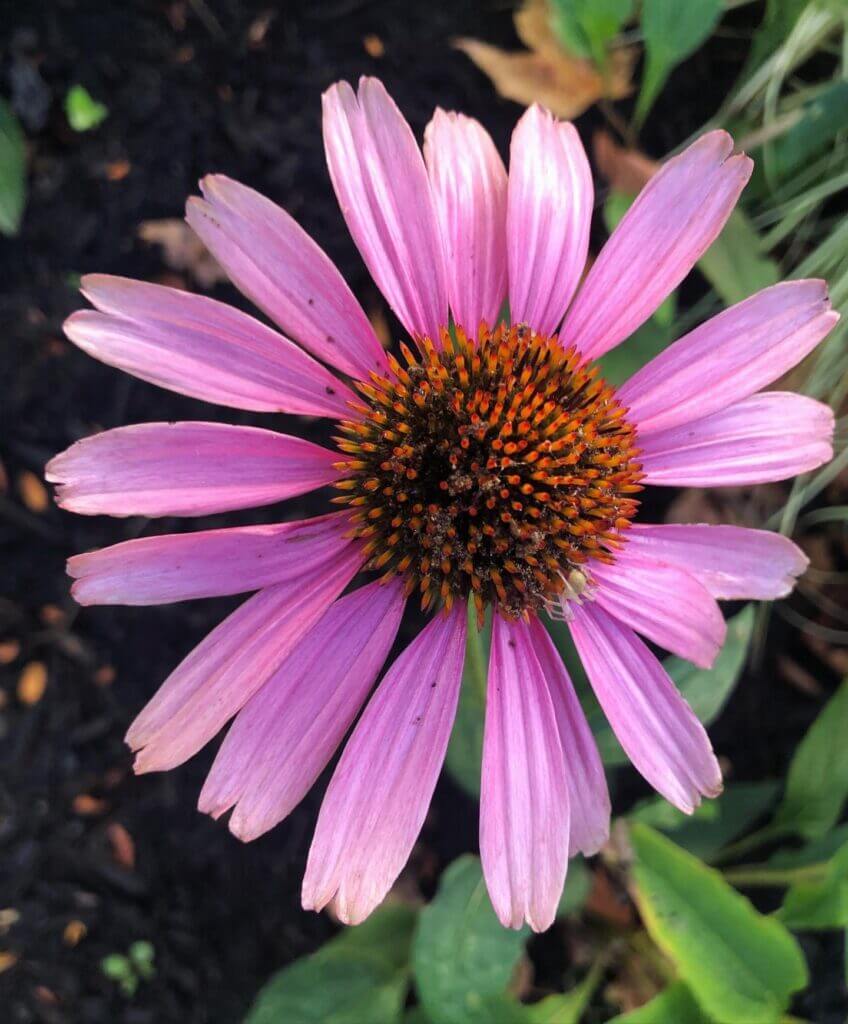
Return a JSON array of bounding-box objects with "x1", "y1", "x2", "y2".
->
[
  {"x1": 186, "y1": 175, "x2": 386, "y2": 379},
  {"x1": 619, "y1": 280, "x2": 838, "y2": 434},
  {"x1": 199, "y1": 579, "x2": 406, "y2": 841},
  {"x1": 569, "y1": 603, "x2": 722, "y2": 813},
  {"x1": 639, "y1": 392, "x2": 834, "y2": 487},
  {"x1": 480, "y1": 614, "x2": 570, "y2": 932},
  {"x1": 68, "y1": 275, "x2": 355, "y2": 417},
  {"x1": 302, "y1": 601, "x2": 466, "y2": 925},
  {"x1": 323, "y1": 77, "x2": 449, "y2": 344},
  {"x1": 562, "y1": 131, "x2": 752, "y2": 360},
  {"x1": 126, "y1": 542, "x2": 364, "y2": 773},
  {"x1": 68, "y1": 512, "x2": 355, "y2": 606},
  {"x1": 46, "y1": 422, "x2": 340, "y2": 517},
  {"x1": 592, "y1": 552, "x2": 727, "y2": 669},
  {"x1": 624, "y1": 524, "x2": 809, "y2": 600},
  {"x1": 507, "y1": 105, "x2": 592, "y2": 337},
  {"x1": 424, "y1": 108, "x2": 508, "y2": 333},
  {"x1": 528, "y1": 616, "x2": 609, "y2": 857}
]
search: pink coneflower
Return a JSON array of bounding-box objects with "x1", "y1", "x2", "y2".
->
[{"x1": 48, "y1": 78, "x2": 837, "y2": 932}]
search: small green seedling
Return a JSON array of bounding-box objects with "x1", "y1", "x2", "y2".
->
[
  {"x1": 64, "y1": 85, "x2": 108, "y2": 132},
  {"x1": 100, "y1": 940, "x2": 155, "y2": 997}
]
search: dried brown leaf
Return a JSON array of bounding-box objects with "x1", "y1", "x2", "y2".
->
[
  {"x1": 455, "y1": 1, "x2": 634, "y2": 121},
  {"x1": 138, "y1": 219, "x2": 226, "y2": 289},
  {"x1": 594, "y1": 129, "x2": 659, "y2": 194}
]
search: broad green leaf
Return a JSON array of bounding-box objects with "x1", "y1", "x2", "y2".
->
[
  {"x1": 558, "y1": 856, "x2": 591, "y2": 917},
  {"x1": 698, "y1": 210, "x2": 781, "y2": 305},
  {"x1": 412, "y1": 856, "x2": 527, "y2": 1024},
  {"x1": 445, "y1": 603, "x2": 490, "y2": 797},
  {"x1": 65, "y1": 85, "x2": 108, "y2": 132},
  {"x1": 549, "y1": 0, "x2": 633, "y2": 70},
  {"x1": 771, "y1": 678, "x2": 848, "y2": 839},
  {"x1": 592, "y1": 605, "x2": 754, "y2": 765},
  {"x1": 630, "y1": 780, "x2": 780, "y2": 861},
  {"x1": 777, "y1": 843, "x2": 848, "y2": 931},
  {"x1": 609, "y1": 981, "x2": 711, "y2": 1023},
  {"x1": 769, "y1": 80, "x2": 848, "y2": 183},
  {"x1": 245, "y1": 905, "x2": 416, "y2": 1024},
  {"x1": 629, "y1": 824, "x2": 808, "y2": 1023},
  {"x1": 635, "y1": 0, "x2": 722, "y2": 126},
  {"x1": 0, "y1": 98, "x2": 26, "y2": 236},
  {"x1": 526, "y1": 957, "x2": 605, "y2": 1023}
]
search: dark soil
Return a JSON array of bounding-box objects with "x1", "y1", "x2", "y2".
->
[{"x1": 1, "y1": 2, "x2": 846, "y2": 1022}]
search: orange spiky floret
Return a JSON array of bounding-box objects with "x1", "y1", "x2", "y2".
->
[{"x1": 334, "y1": 323, "x2": 643, "y2": 621}]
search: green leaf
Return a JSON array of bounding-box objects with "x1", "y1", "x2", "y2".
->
[
  {"x1": 558, "y1": 855, "x2": 591, "y2": 917},
  {"x1": 772, "y1": 678, "x2": 848, "y2": 840},
  {"x1": 445, "y1": 602, "x2": 490, "y2": 797},
  {"x1": 549, "y1": 0, "x2": 634, "y2": 70},
  {"x1": 0, "y1": 98, "x2": 26, "y2": 236},
  {"x1": 630, "y1": 780, "x2": 780, "y2": 861},
  {"x1": 245, "y1": 905, "x2": 416, "y2": 1024},
  {"x1": 525, "y1": 957, "x2": 606, "y2": 1024},
  {"x1": 766, "y1": 823, "x2": 848, "y2": 869},
  {"x1": 412, "y1": 856, "x2": 527, "y2": 1024},
  {"x1": 698, "y1": 210, "x2": 781, "y2": 305},
  {"x1": 744, "y1": 0, "x2": 809, "y2": 76},
  {"x1": 609, "y1": 981, "x2": 711, "y2": 1023},
  {"x1": 598, "y1": 317, "x2": 672, "y2": 387},
  {"x1": 128, "y1": 940, "x2": 155, "y2": 979},
  {"x1": 777, "y1": 843, "x2": 848, "y2": 931},
  {"x1": 665, "y1": 604, "x2": 754, "y2": 725},
  {"x1": 769, "y1": 80, "x2": 848, "y2": 183},
  {"x1": 65, "y1": 85, "x2": 109, "y2": 132},
  {"x1": 635, "y1": 0, "x2": 722, "y2": 126},
  {"x1": 592, "y1": 605, "x2": 754, "y2": 765},
  {"x1": 629, "y1": 824, "x2": 808, "y2": 1023}
]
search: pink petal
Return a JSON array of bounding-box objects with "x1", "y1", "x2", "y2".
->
[
  {"x1": 302, "y1": 602, "x2": 466, "y2": 925},
  {"x1": 67, "y1": 275, "x2": 355, "y2": 417},
  {"x1": 569, "y1": 603, "x2": 722, "y2": 813},
  {"x1": 591, "y1": 553, "x2": 726, "y2": 669},
  {"x1": 198, "y1": 579, "x2": 405, "y2": 841},
  {"x1": 322, "y1": 77, "x2": 449, "y2": 344},
  {"x1": 625, "y1": 523, "x2": 809, "y2": 600},
  {"x1": 480, "y1": 614, "x2": 570, "y2": 932},
  {"x1": 424, "y1": 108, "x2": 508, "y2": 333},
  {"x1": 185, "y1": 175, "x2": 386, "y2": 379},
  {"x1": 562, "y1": 132, "x2": 752, "y2": 361},
  {"x1": 619, "y1": 280, "x2": 838, "y2": 434},
  {"x1": 127, "y1": 542, "x2": 364, "y2": 772},
  {"x1": 46, "y1": 422, "x2": 340, "y2": 517},
  {"x1": 639, "y1": 392, "x2": 834, "y2": 487},
  {"x1": 527, "y1": 616, "x2": 609, "y2": 857},
  {"x1": 507, "y1": 105, "x2": 592, "y2": 337},
  {"x1": 68, "y1": 512, "x2": 355, "y2": 606}
]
